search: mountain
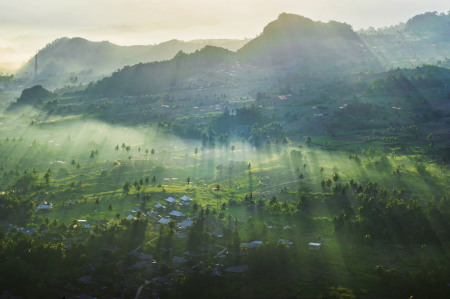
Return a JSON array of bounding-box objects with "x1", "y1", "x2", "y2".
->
[
  {"x1": 237, "y1": 13, "x2": 375, "y2": 70},
  {"x1": 359, "y1": 12, "x2": 450, "y2": 68},
  {"x1": 15, "y1": 37, "x2": 249, "y2": 87},
  {"x1": 85, "y1": 13, "x2": 382, "y2": 97}
]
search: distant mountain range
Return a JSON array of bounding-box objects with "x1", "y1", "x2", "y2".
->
[
  {"x1": 15, "y1": 37, "x2": 249, "y2": 86},
  {"x1": 85, "y1": 13, "x2": 379, "y2": 97},
  {"x1": 14, "y1": 11, "x2": 450, "y2": 91}
]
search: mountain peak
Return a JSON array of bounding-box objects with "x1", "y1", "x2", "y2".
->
[
  {"x1": 276, "y1": 12, "x2": 313, "y2": 23},
  {"x1": 262, "y1": 13, "x2": 315, "y2": 36},
  {"x1": 238, "y1": 13, "x2": 360, "y2": 67}
]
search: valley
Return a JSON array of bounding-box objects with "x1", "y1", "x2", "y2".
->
[{"x1": 0, "y1": 10, "x2": 449, "y2": 299}]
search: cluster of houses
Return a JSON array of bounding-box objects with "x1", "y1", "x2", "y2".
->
[
  {"x1": 6, "y1": 194, "x2": 324, "y2": 255},
  {"x1": 123, "y1": 195, "x2": 195, "y2": 229}
]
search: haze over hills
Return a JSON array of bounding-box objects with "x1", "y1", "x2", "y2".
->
[
  {"x1": 15, "y1": 37, "x2": 249, "y2": 87},
  {"x1": 10, "y1": 11, "x2": 450, "y2": 91},
  {"x1": 1, "y1": 7, "x2": 450, "y2": 299},
  {"x1": 360, "y1": 12, "x2": 450, "y2": 68},
  {"x1": 87, "y1": 45, "x2": 235, "y2": 97},
  {"x1": 85, "y1": 13, "x2": 380, "y2": 97},
  {"x1": 10, "y1": 12, "x2": 450, "y2": 145},
  {"x1": 237, "y1": 13, "x2": 373, "y2": 69}
]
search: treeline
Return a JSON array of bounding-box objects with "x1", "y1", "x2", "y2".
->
[{"x1": 334, "y1": 181, "x2": 442, "y2": 244}]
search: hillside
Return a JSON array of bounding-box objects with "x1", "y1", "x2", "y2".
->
[
  {"x1": 87, "y1": 45, "x2": 236, "y2": 97},
  {"x1": 84, "y1": 13, "x2": 383, "y2": 97},
  {"x1": 15, "y1": 37, "x2": 249, "y2": 87},
  {"x1": 360, "y1": 12, "x2": 450, "y2": 68}
]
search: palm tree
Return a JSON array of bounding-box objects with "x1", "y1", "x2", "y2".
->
[
  {"x1": 213, "y1": 184, "x2": 220, "y2": 200},
  {"x1": 333, "y1": 173, "x2": 339, "y2": 183},
  {"x1": 44, "y1": 169, "x2": 51, "y2": 185},
  {"x1": 123, "y1": 182, "x2": 130, "y2": 193}
]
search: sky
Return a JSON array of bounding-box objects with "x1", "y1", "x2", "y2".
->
[{"x1": 0, "y1": 0, "x2": 449, "y2": 72}]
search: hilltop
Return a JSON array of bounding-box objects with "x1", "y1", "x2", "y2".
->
[{"x1": 237, "y1": 13, "x2": 373, "y2": 69}]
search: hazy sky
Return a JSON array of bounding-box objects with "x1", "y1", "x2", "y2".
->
[{"x1": 1, "y1": 0, "x2": 449, "y2": 71}]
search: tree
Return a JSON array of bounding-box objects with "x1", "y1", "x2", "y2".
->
[
  {"x1": 305, "y1": 136, "x2": 311, "y2": 144},
  {"x1": 44, "y1": 169, "x2": 51, "y2": 185},
  {"x1": 214, "y1": 184, "x2": 220, "y2": 199},
  {"x1": 333, "y1": 173, "x2": 339, "y2": 183},
  {"x1": 123, "y1": 182, "x2": 130, "y2": 193}
]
